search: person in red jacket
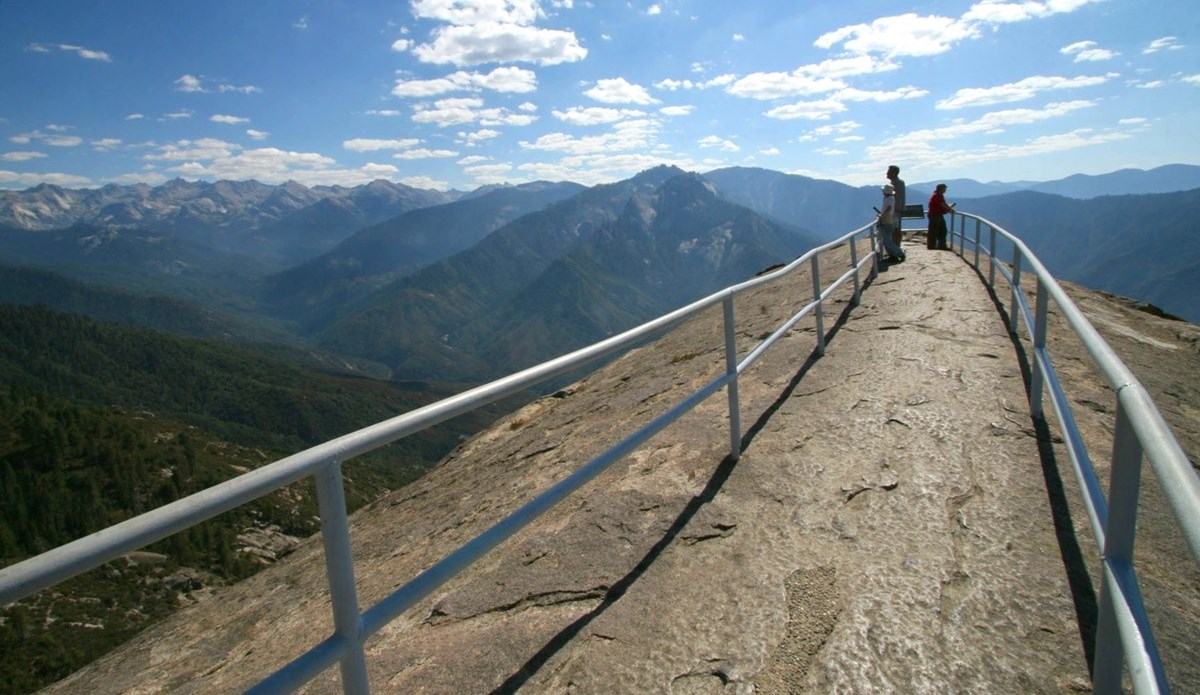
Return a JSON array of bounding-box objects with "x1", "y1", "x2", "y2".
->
[{"x1": 927, "y1": 183, "x2": 953, "y2": 250}]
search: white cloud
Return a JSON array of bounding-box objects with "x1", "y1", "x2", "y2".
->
[
  {"x1": 10, "y1": 129, "x2": 83, "y2": 147},
  {"x1": 815, "y1": 13, "x2": 978, "y2": 58},
  {"x1": 393, "y1": 148, "x2": 459, "y2": 159},
  {"x1": 246, "y1": 129, "x2": 269, "y2": 140},
  {"x1": 28, "y1": 42, "x2": 112, "y2": 62},
  {"x1": 659, "y1": 105, "x2": 694, "y2": 117},
  {"x1": 125, "y1": 113, "x2": 145, "y2": 120},
  {"x1": 91, "y1": 138, "x2": 121, "y2": 151},
  {"x1": 146, "y1": 138, "x2": 239, "y2": 162},
  {"x1": 342, "y1": 138, "x2": 421, "y2": 152},
  {"x1": 392, "y1": 66, "x2": 537, "y2": 97},
  {"x1": 366, "y1": 109, "x2": 404, "y2": 116},
  {"x1": 0, "y1": 170, "x2": 93, "y2": 188},
  {"x1": 647, "y1": 4, "x2": 662, "y2": 15},
  {"x1": 161, "y1": 110, "x2": 194, "y2": 120},
  {"x1": 175, "y1": 74, "x2": 205, "y2": 92},
  {"x1": 584, "y1": 78, "x2": 659, "y2": 105},
  {"x1": 218, "y1": 83, "x2": 262, "y2": 94},
  {"x1": 552, "y1": 106, "x2": 646, "y2": 125},
  {"x1": 392, "y1": 39, "x2": 413, "y2": 52},
  {"x1": 411, "y1": 0, "x2": 544, "y2": 25},
  {"x1": 699, "y1": 135, "x2": 739, "y2": 152},
  {"x1": 937, "y1": 74, "x2": 1113, "y2": 109},
  {"x1": 460, "y1": 129, "x2": 501, "y2": 144},
  {"x1": 1061, "y1": 41, "x2": 1118, "y2": 62},
  {"x1": 1, "y1": 151, "x2": 48, "y2": 162},
  {"x1": 1184, "y1": 74, "x2": 1200, "y2": 86},
  {"x1": 412, "y1": 23, "x2": 586, "y2": 67},
  {"x1": 294, "y1": 16, "x2": 309, "y2": 30},
  {"x1": 399, "y1": 174, "x2": 452, "y2": 190},
  {"x1": 412, "y1": 97, "x2": 538, "y2": 128},
  {"x1": 764, "y1": 99, "x2": 848, "y2": 121},
  {"x1": 519, "y1": 118, "x2": 662, "y2": 155},
  {"x1": 210, "y1": 114, "x2": 250, "y2": 125},
  {"x1": 1143, "y1": 37, "x2": 1181, "y2": 54}
]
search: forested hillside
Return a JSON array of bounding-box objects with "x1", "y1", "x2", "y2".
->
[{"x1": 0, "y1": 305, "x2": 498, "y2": 694}]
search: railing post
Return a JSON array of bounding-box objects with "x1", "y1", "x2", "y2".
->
[
  {"x1": 315, "y1": 462, "x2": 371, "y2": 695},
  {"x1": 957, "y1": 215, "x2": 965, "y2": 259},
  {"x1": 811, "y1": 256, "x2": 825, "y2": 356},
  {"x1": 988, "y1": 226, "x2": 997, "y2": 289},
  {"x1": 722, "y1": 294, "x2": 742, "y2": 461},
  {"x1": 1092, "y1": 399, "x2": 1145, "y2": 694},
  {"x1": 1009, "y1": 247, "x2": 1023, "y2": 336},
  {"x1": 1029, "y1": 278, "x2": 1049, "y2": 418},
  {"x1": 850, "y1": 231, "x2": 862, "y2": 306},
  {"x1": 973, "y1": 218, "x2": 982, "y2": 269}
]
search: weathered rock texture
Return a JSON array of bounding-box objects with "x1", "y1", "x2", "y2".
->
[{"x1": 40, "y1": 239, "x2": 1200, "y2": 694}]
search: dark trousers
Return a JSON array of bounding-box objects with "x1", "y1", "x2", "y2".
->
[{"x1": 928, "y1": 214, "x2": 949, "y2": 249}]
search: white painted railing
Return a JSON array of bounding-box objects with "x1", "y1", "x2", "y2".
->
[{"x1": 948, "y1": 211, "x2": 1200, "y2": 695}]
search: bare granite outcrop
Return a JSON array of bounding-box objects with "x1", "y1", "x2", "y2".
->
[{"x1": 40, "y1": 239, "x2": 1200, "y2": 694}]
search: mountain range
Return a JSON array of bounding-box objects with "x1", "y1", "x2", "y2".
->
[{"x1": 1, "y1": 163, "x2": 1197, "y2": 387}]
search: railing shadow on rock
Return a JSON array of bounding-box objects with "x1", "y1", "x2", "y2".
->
[
  {"x1": 948, "y1": 211, "x2": 1200, "y2": 695},
  {"x1": 0, "y1": 222, "x2": 886, "y2": 694}
]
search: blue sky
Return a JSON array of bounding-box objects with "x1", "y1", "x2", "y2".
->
[{"x1": 2, "y1": 0, "x2": 1198, "y2": 191}]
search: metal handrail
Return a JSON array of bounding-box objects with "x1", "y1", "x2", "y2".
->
[
  {"x1": 948, "y1": 210, "x2": 1200, "y2": 695},
  {"x1": 0, "y1": 222, "x2": 881, "y2": 693}
]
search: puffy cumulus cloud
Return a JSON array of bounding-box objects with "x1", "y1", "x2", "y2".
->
[
  {"x1": 659, "y1": 105, "x2": 694, "y2": 117},
  {"x1": 1061, "y1": 41, "x2": 1118, "y2": 62},
  {"x1": 584, "y1": 78, "x2": 659, "y2": 105},
  {"x1": 399, "y1": 175, "x2": 452, "y2": 190},
  {"x1": 246, "y1": 129, "x2": 269, "y2": 140},
  {"x1": 936, "y1": 74, "x2": 1113, "y2": 109},
  {"x1": 460, "y1": 129, "x2": 501, "y2": 144},
  {"x1": 175, "y1": 74, "x2": 205, "y2": 92},
  {"x1": 0, "y1": 170, "x2": 93, "y2": 188},
  {"x1": 655, "y1": 74, "x2": 736, "y2": 91},
  {"x1": 815, "y1": 12, "x2": 978, "y2": 58},
  {"x1": 412, "y1": 97, "x2": 538, "y2": 127},
  {"x1": 413, "y1": 22, "x2": 586, "y2": 66},
  {"x1": 727, "y1": 72, "x2": 846, "y2": 101},
  {"x1": 91, "y1": 138, "x2": 122, "y2": 151},
  {"x1": 145, "y1": 138, "x2": 239, "y2": 162},
  {"x1": 411, "y1": 0, "x2": 544, "y2": 26},
  {"x1": 698, "y1": 135, "x2": 739, "y2": 152},
  {"x1": 764, "y1": 99, "x2": 848, "y2": 121},
  {"x1": 516, "y1": 151, "x2": 694, "y2": 188},
  {"x1": 725, "y1": 56, "x2": 899, "y2": 101},
  {"x1": 343, "y1": 138, "x2": 421, "y2": 152},
  {"x1": 519, "y1": 117, "x2": 662, "y2": 155},
  {"x1": 154, "y1": 144, "x2": 401, "y2": 187},
  {"x1": 961, "y1": 0, "x2": 1106, "y2": 25},
  {"x1": 176, "y1": 74, "x2": 262, "y2": 94},
  {"x1": 210, "y1": 114, "x2": 250, "y2": 125},
  {"x1": 392, "y1": 66, "x2": 537, "y2": 97},
  {"x1": 552, "y1": 106, "x2": 646, "y2": 125}
]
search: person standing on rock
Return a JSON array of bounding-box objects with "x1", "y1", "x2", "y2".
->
[
  {"x1": 886, "y1": 164, "x2": 906, "y2": 247},
  {"x1": 877, "y1": 184, "x2": 906, "y2": 262},
  {"x1": 927, "y1": 183, "x2": 954, "y2": 250}
]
